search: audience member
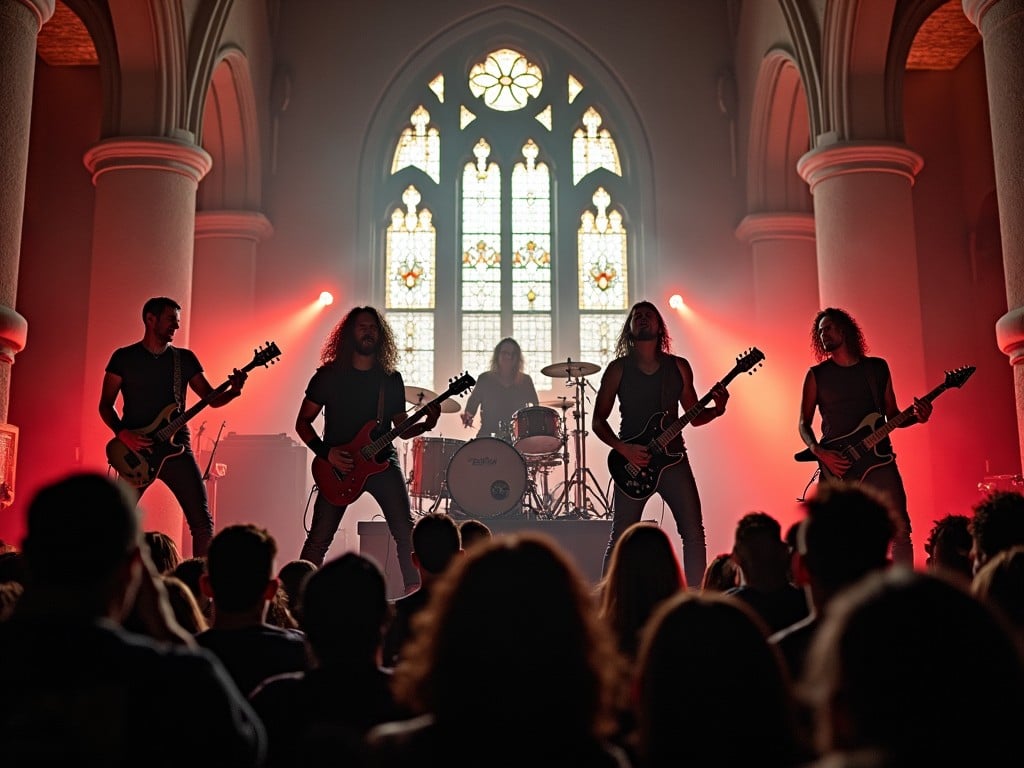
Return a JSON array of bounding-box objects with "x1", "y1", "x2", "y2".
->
[
  {"x1": 457, "y1": 518, "x2": 492, "y2": 550},
  {"x1": 726, "y1": 512, "x2": 809, "y2": 634},
  {"x1": 700, "y1": 552, "x2": 738, "y2": 592},
  {"x1": 196, "y1": 523, "x2": 307, "y2": 696},
  {"x1": 972, "y1": 545, "x2": 1024, "y2": 640},
  {"x1": 0, "y1": 472, "x2": 264, "y2": 765},
  {"x1": 631, "y1": 590, "x2": 808, "y2": 767},
  {"x1": 0, "y1": 549, "x2": 27, "y2": 585},
  {"x1": 144, "y1": 530, "x2": 182, "y2": 575},
  {"x1": 969, "y1": 489, "x2": 1024, "y2": 575},
  {"x1": 251, "y1": 552, "x2": 406, "y2": 767},
  {"x1": 0, "y1": 581, "x2": 23, "y2": 621},
  {"x1": 265, "y1": 584, "x2": 300, "y2": 629},
  {"x1": 597, "y1": 521, "x2": 685, "y2": 661},
  {"x1": 382, "y1": 512, "x2": 462, "y2": 668},
  {"x1": 801, "y1": 568, "x2": 1024, "y2": 766},
  {"x1": 923, "y1": 513, "x2": 973, "y2": 584},
  {"x1": 172, "y1": 555, "x2": 211, "y2": 619},
  {"x1": 366, "y1": 533, "x2": 629, "y2": 767},
  {"x1": 278, "y1": 558, "x2": 317, "y2": 623},
  {"x1": 769, "y1": 481, "x2": 895, "y2": 683},
  {"x1": 162, "y1": 574, "x2": 209, "y2": 634}
]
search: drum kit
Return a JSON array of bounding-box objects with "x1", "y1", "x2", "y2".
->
[{"x1": 402, "y1": 357, "x2": 612, "y2": 521}]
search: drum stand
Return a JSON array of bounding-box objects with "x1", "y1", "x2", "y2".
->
[{"x1": 553, "y1": 375, "x2": 611, "y2": 519}]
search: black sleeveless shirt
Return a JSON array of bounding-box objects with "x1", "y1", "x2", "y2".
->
[{"x1": 616, "y1": 354, "x2": 684, "y2": 441}]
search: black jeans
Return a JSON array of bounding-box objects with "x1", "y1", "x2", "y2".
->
[{"x1": 137, "y1": 448, "x2": 213, "y2": 557}]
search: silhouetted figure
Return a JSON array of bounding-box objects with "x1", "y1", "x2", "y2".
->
[
  {"x1": 972, "y1": 545, "x2": 1024, "y2": 641},
  {"x1": 251, "y1": 552, "x2": 406, "y2": 767},
  {"x1": 802, "y1": 568, "x2": 1024, "y2": 766},
  {"x1": 366, "y1": 533, "x2": 629, "y2": 767},
  {"x1": 700, "y1": 552, "x2": 738, "y2": 592},
  {"x1": 0, "y1": 472, "x2": 264, "y2": 766},
  {"x1": 924, "y1": 513, "x2": 973, "y2": 584},
  {"x1": 278, "y1": 558, "x2": 317, "y2": 623},
  {"x1": 196, "y1": 523, "x2": 307, "y2": 696},
  {"x1": 969, "y1": 490, "x2": 1024, "y2": 575},
  {"x1": 726, "y1": 512, "x2": 809, "y2": 634},
  {"x1": 172, "y1": 555, "x2": 211, "y2": 620},
  {"x1": 631, "y1": 591, "x2": 807, "y2": 767},
  {"x1": 162, "y1": 574, "x2": 208, "y2": 634},
  {"x1": 457, "y1": 518, "x2": 492, "y2": 550},
  {"x1": 144, "y1": 530, "x2": 181, "y2": 574}
]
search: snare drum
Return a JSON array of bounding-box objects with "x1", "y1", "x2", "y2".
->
[
  {"x1": 446, "y1": 437, "x2": 527, "y2": 518},
  {"x1": 410, "y1": 437, "x2": 465, "y2": 497},
  {"x1": 511, "y1": 406, "x2": 562, "y2": 455}
]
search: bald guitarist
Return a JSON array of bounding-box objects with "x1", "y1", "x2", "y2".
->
[{"x1": 798, "y1": 308, "x2": 931, "y2": 567}]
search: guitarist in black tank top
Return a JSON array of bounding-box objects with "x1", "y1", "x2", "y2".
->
[
  {"x1": 798, "y1": 308, "x2": 932, "y2": 566},
  {"x1": 593, "y1": 301, "x2": 729, "y2": 587}
]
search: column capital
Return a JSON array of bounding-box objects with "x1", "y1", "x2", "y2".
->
[
  {"x1": 195, "y1": 210, "x2": 274, "y2": 242},
  {"x1": 15, "y1": 0, "x2": 55, "y2": 29},
  {"x1": 735, "y1": 212, "x2": 816, "y2": 245},
  {"x1": 962, "y1": 0, "x2": 1023, "y2": 31},
  {"x1": 0, "y1": 304, "x2": 28, "y2": 364},
  {"x1": 996, "y1": 306, "x2": 1024, "y2": 366},
  {"x1": 83, "y1": 137, "x2": 212, "y2": 185},
  {"x1": 797, "y1": 141, "x2": 924, "y2": 193}
]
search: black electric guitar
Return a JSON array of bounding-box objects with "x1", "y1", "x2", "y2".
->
[
  {"x1": 794, "y1": 365, "x2": 975, "y2": 481},
  {"x1": 106, "y1": 342, "x2": 282, "y2": 488},
  {"x1": 312, "y1": 372, "x2": 475, "y2": 506},
  {"x1": 608, "y1": 348, "x2": 765, "y2": 500}
]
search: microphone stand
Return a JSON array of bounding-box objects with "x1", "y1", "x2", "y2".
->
[{"x1": 203, "y1": 421, "x2": 228, "y2": 525}]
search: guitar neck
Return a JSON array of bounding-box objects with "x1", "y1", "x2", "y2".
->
[
  {"x1": 651, "y1": 367, "x2": 745, "y2": 451},
  {"x1": 360, "y1": 397, "x2": 444, "y2": 459},
  {"x1": 154, "y1": 382, "x2": 231, "y2": 442},
  {"x1": 860, "y1": 381, "x2": 948, "y2": 450}
]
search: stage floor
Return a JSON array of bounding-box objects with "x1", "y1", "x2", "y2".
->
[{"x1": 358, "y1": 517, "x2": 612, "y2": 599}]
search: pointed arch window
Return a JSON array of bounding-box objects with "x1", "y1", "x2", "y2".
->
[{"x1": 380, "y1": 43, "x2": 636, "y2": 393}]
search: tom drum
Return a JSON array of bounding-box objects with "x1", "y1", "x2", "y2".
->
[
  {"x1": 446, "y1": 437, "x2": 527, "y2": 518},
  {"x1": 410, "y1": 437, "x2": 465, "y2": 497},
  {"x1": 511, "y1": 405, "x2": 562, "y2": 455}
]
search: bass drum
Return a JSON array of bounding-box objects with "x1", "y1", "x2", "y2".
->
[
  {"x1": 410, "y1": 437, "x2": 465, "y2": 497},
  {"x1": 446, "y1": 437, "x2": 527, "y2": 519}
]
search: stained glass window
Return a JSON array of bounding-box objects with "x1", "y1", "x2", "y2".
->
[
  {"x1": 579, "y1": 187, "x2": 628, "y2": 311},
  {"x1": 388, "y1": 311, "x2": 435, "y2": 392},
  {"x1": 461, "y1": 139, "x2": 502, "y2": 312},
  {"x1": 428, "y1": 74, "x2": 444, "y2": 102},
  {"x1": 386, "y1": 186, "x2": 435, "y2": 310},
  {"x1": 392, "y1": 106, "x2": 440, "y2": 183},
  {"x1": 468, "y1": 48, "x2": 543, "y2": 112},
  {"x1": 568, "y1": 74, "x2": 584, "y2": 104},
  {"x1": 572, "y1": 106, "x2": 621, "y2": 184}
]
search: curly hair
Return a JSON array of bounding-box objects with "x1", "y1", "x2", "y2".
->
[
  {"x1": 970, "y1": 490, "x2": 1024, "y2": 563},
  {"x1": 615, "y1": 301, "x2": 673, "y2": 358},
  {"x1": 320, "y1": 306, "x2": 398, "y2": 373},
  {"x1": 488, "y1": 338, "x2": 526, "y2": 381},
  {"x1": 810, "y1": 307, "x2": 868, "y2": 362}
]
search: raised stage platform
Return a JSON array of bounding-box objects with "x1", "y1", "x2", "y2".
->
[{"x1": 358, "y1": 517, "x2": 612, "y2": 598}]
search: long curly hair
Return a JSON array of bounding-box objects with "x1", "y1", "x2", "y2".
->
[
  {"x1": 615, "y1": 301, "x2": 672, "y2": 358},
  {"x1": 320, "y1": 306, "x2": 398, "y2": 373},
  {"x1": 488, "y1": 337, "x2": 525, "y2": 382},
  {"x1": 810, "y1": 307, "x2": 867, "y2": 362}
]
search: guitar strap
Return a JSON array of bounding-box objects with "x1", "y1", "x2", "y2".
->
[{"x1": 172, "y1": 347, "x2": 184, "y2": 412}]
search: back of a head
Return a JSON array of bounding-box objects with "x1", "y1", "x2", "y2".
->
[
  {"x1": 457, "y1": 519, "x2": 492, "y2": 550},
  {"x1": 634, "y1": 591, "x2": 799, "y2": 766},
  {"x1": 23, "y1": 472, "x2": 140, "y2": 588},
  {"x1": 395, "y1": 533, "x2": 618, "y2": 740},
  {"x1": 924, "y1": 514, "x2": 973, "y2": 582},
  {"x1": 172, "y1": 556, "x2": 207, "y2": 599},
  {"x1": 800, "y1": 482, "x2": 895, "y2": 595},
  {"x1": 600, "y1": 522, "x2": 684, "y2": 655},
  {"x1": 301, "y1": 553, "x2": 387, "y2": 664},
  {"x1": 206, "y1": 524, "x2": 277, "y2": 612},
  {"x1": 732, "y1": 511, "x2": 788, "y2": 583},
  {"x1": 973, "y1": 545, "x2": 1024, "y2": 634},
  {"x1": 143, "y1": 531, "x2": 181, "y2": 575},
  {"x1": 277, "y1": 558, "x2": 317, "y2": 619},
  {"x1": 804, "y1": 568, "x2": 1024, "y2": 763},
  {"x1": 411, "y1": 512, "x2": 461, "y2": 575},
  {"x1": 701, "y1": 553, "x2": 739, "y2": 592},
  {"x1": 971, "y1": 490, "x2": 1024, "y2": 566}
]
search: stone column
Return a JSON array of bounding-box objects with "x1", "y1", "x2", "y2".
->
[
  {"x1": 798, "y1": 141, "x2": 933, "y2": 550},
  {"x1": 965, "y1": 0, "x2": 1024, "y2": 471},
  {"x1": 0, "y1": 0, "x2": 54, "y2": 433},
  {"x1": 80, "y1": 138, "x2": 212, "y2": 473}
]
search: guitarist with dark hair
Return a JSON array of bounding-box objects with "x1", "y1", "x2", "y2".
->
[
  {"x1": 798, "y1": 307, "x2": 932, "y2": 567},
  {"x1": 593, "y1": 301, "x2": 730, "y2": 588},
  {"x1": 99, "y1": 297, "x2": 249, "y2": 557},
  {"x1": 296, "y1": 306, "x2": 440, "y2": 591}
]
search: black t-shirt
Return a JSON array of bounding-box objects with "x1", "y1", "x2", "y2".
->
[
  {"x1": 106, "y1": 343, "x2": 203, "y2": 440},
  {"x1": 305, "y1": 363, "x2": 406, "y2": 463},
  {"x1": 810, "y1": 357, "x2": 891, "y2": 441}
]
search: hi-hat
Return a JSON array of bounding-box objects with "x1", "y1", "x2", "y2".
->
[
  {"x1": 540, "y1": 359, "x2": 601, "y2": 378},
  {"x1": 405, "y1": 386, "x2": 462, "y2": 413},
  {"x1": 540, "y1": 396, "x2": 577, "y2": 409}
]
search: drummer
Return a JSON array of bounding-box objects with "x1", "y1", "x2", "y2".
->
[{"x1": 461, "y1": 338, "x2": 540, "y2": 442}]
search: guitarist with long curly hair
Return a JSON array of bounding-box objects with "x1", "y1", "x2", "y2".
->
[
  {"x1": 296, "y1": 306, "x2": 439, "y2": 591},
  {"x1": 798, "y1": 307, "x2": 932, "y2": 566}
]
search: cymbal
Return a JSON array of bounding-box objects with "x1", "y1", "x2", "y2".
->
[
  {"x1": 404, "y1": 386, "x2": 462, "y2": 414},
  {"x1": 540, "y1": 359, "x2": 601, "y2": 378},
  {"x1": 539, "y1": 396, "x2": 577, "y2": 409}
]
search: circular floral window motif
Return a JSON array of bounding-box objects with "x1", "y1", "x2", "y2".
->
[{"x1": 468, "y1": 48, "x2": 543, "y2": 112}]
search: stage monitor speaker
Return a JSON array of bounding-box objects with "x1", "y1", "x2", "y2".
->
[{"x1": 214, "y1": 433, "x2": 310, "y2": 563}]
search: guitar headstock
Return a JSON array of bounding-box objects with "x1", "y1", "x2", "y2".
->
[
  {"x1": 251, "y1": 341, "x2": 282, "y2": 369},
  {"x1": 446, "y1": 371, "x2": 476, "y2": 398},
  {"x1": 944, "y1": 365, "x2": 976, "y2": 389},
  {"x1": 736, "y1": 347, "x2": 765, "y2": 375}
]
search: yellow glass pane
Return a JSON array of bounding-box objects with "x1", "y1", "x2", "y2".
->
[
  {"x1": 572, "y1": 106, "x2": 622, "y2": 184},
  {"x1": 387, "y1": 311, "x2": 436, "y2": 391},
  {"x1": 428, "y1": 73, "x2": 444, "y2": 103},
  {"x1": 535, "y1": 105, "x2": 552, "y2": 130},
  {"x1": 386, "y1": 186, "x2": 436, "y2": 310},
  {"x1": 468, "y1": 48, "x2": 543, "y2": 112},
  {"x1": 460, "y1": 105, "x2": 477, "y2": 129},
  {"x1": 392, "y1": 106, "x2": 440, "y2": 183},
  {"x1": 578, "y1": 187, "x2": 628, "y2": 310},
  {"x1": 568, "y1": 74, "x2": 584, "y2": 104}
]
